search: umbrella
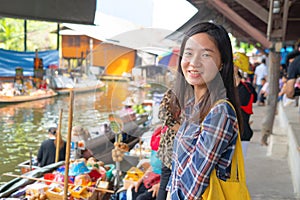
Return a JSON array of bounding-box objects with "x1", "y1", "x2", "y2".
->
[{"x1": 158, "y1": 48, "x2": 179, "y2": 68}]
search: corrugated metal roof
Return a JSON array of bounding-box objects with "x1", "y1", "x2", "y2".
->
[{"x1": 0, "y1": 0, "x2": 96, "y2": 25}]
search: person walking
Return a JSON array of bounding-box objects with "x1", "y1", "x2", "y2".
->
[
  {"x1": 167, "y1": 22, "x2": 244, "y2": 199},
  {"x1": 234, "y1": 69, "x2": 257, "y2": 154},
  {"x1": 286, "y1": 51, "x2": 300, "y2": 98},
  {"x1": 253, "y1": 58, "x2": 268, "y2": 97}
]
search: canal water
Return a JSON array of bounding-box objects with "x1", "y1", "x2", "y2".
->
[{"x1": 0, "y1": 81, "x2": 152, "y2": 185}]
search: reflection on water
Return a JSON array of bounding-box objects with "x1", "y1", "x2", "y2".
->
[{"x1": 0, "y1": 81, "x2": 142, "y2": 185}]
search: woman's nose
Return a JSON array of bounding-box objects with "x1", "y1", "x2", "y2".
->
[{"x1": 189, "y1": 55, "x2": 202, "y2": 67}]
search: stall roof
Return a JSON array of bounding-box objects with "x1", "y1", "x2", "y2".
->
[
  {"x1": 60, "y1": 12, "x2": 178, "y2": 56},
  {"x1": 0, "y1": 0, "x2": 96, "y2": 25},
  {"x1": 61, "y1": 12, "x2": 142, "y2": 41},
  {"x1": 169, "y1": 0, "x2": 300, "y2": 49}
]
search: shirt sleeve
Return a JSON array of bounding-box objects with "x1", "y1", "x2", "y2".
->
[
  {"x1": 263, "y1": 66, "x2": 268, "y2": 77},
  {"x1": 37, "y1": 142, "x2": 44, "y2": 163},
  {"x1": 288, "y1": 56, "x2": 300, "y2": 79},
  {"x1": 174, "y1": 103, "x2": 238, "y2": 199},
  {"x1": 158, "y1": 90, "x2": 177, "y2": 127}
]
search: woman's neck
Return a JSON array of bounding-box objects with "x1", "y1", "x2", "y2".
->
[
  {"x1": 235, "y1": 77, "x2": 241, "y2": 87},
  {"x1": 194, "y1": 85, "x2": 208, "y2": 104}
]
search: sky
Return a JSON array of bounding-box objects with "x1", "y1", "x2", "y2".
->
[{"x1": 97, "y1": 0, "x2": 198, "y2": 32}]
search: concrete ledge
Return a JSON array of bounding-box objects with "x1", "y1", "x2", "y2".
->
[
  {"x1": 278, "y1": 102, "x2": 300, "y2": 197},
  {"x1": 267, "y1": 133, "x2": 288, "y2": 158}
]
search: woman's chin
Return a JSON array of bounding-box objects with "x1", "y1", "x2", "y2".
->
[{"x1": 187, "y1": 80, "x2": 205, "y2": 87}]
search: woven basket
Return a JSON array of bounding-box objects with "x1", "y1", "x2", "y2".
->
[{"x1": 46, "y1": 187, "x2": 64, "y2": 200}]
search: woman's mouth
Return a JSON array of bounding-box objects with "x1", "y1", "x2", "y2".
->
[{"x1": 188, "y1": 70, "x2": 203, "y2": 75}]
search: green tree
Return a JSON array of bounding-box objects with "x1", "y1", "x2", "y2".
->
[{"x1": 0, "y1": 18, "x2": 24, "y2": 50}]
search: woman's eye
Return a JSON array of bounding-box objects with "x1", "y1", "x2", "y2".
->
[
  {"x1": 202, "y1": 53, "x2": 210, "y2": 58},
  {"x1": 183, "y1": 51, "x2": 192, "y2": 56}
]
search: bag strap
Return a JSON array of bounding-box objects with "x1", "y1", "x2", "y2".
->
[
  {"x1": 241, "y1": 81, "x2": 251, "y2": 94},
  {"x1": 213, "y1": 99, "x2": 246, "y2": 183}
]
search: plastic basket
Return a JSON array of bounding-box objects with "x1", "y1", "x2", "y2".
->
[{"x1": 105, "y1": 164, "x2": 115, "y2": 181}]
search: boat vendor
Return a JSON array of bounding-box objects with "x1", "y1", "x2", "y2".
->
[
  {"x1": 71, "y1": 126, "x2": 94, "y2": 160},
  {"x1": 37, "y1": 127, "x2": 67, "y2": 167}
]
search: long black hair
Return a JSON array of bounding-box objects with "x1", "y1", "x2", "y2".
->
[{"x1": 172, "y1": 22, "x2": 243, "y2": 130}]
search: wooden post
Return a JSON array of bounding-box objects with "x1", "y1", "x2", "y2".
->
[
  {"x1": 139, "y1": 137, "x2": 142, "y2": 161},
  {"x1": 64, "y1": 90, "x2": 74, "y2": 200},
  {"x1": 55, "y1": 109, "x2": 63, "y2": 163},
  {"x1": 261, "y1": 50, "x2": 280, "y2": 144}
]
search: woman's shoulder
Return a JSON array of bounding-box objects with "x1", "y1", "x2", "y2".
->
[
  {"x1": 210, "y1": 99, "x2": 236, "y2": 117},
  {"x1": 211, "y1": 99, "x2": 233, "y2": 110}
]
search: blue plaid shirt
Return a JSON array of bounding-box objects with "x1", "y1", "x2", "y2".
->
[{"x1": 168, "y1": 98, "x2": 238, "y2": 199}]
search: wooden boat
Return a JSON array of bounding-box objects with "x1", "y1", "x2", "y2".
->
[
  {"x1": 0, "y1": 161, "x2": 64, "y2": 198},
  {"x1": 87, "y1": 113, "x2": 150, "y2": 164},
  {"x1": 0, "y1": 115, "x2": 151, "y2": 198},
  {"x1": 0, "y1": 90, "x2": 57, "y2": 103},
  {"x1": 100, "y1": 75, "x2": 131, "y2": 82},
  {"x1": 54, "y1": 82, "x2": 106, "y2": 95},
  {"x1": 48, "y1": 72, "x2": 106, "y2": 95},
  {"x1": 16, "y1": 112, "x2": 150, "y2": 174}
]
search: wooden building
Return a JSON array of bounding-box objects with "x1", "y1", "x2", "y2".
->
[{"x1": 60, "y1": 28, "x2": 136, "y2": 76}]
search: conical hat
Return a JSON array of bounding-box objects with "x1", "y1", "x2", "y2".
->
[{"x1": 233, "y1": 52, "x2": 253, "y2": 74}]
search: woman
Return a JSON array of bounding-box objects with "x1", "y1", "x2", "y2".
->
[
  {"x1": 71, "y1": 126, "x2": 94, "y2": 159},
  {"x1": 131, "y1": 126, "x2": 163, "y2": 200},
  {"x1": 234, "y1": 69, "x2": 257, "y2": 155},
  {"x1": 156, "y1": 89, "x2": 181, "y2": 200},
  {"x1": 167, "y1": 22, "x2": 243, "y2": 199}
]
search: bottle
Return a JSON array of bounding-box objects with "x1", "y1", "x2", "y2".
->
[{"x1": 34, "y1": 49, "x2": 40, "y2": 70}]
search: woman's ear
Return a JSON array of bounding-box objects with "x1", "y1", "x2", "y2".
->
[{"x1": 219, "y1": 64, "x2": 224, "y2": 71}]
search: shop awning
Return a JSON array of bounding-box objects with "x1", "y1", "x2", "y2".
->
[{"x1": 0, "y1": 0, "x2": 96, "y2": 25}]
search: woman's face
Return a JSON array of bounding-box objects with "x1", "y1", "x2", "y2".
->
[{"x1": 181, "y1": 33, "x2": 222, "y2": 87}]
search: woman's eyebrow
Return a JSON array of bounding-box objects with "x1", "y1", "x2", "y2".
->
[
  {"x1": 202, "y1": 48, "x2": 215, "y2": 53},
  {"x1": 185, "y1": 47, "x2": 215, "y2": 53},
  {"x1": 184, "y1": 47, "x2": 193, "y2": 51}
]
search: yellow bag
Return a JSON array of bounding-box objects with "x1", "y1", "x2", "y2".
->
[{"x1": 202, "y1": 100, "x2": 251, "y2": 200}]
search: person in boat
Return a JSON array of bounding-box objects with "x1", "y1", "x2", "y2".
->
[
  {"x1": 131, "y1": 125, "x2": 163, "y2": 200},
  {"x1": 37, "y1": 127, "x2": 67, "y2": 167},
  {"x1": 71, "y1": 126, "x2": 94, "y2": 160}
]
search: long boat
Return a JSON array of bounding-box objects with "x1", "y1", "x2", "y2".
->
[
  {"x1": 48, "y1": 73, "x2": 106, "y2": 95},
  {"x1": 53, "y1": 81, "x2": 106, "y2": 95},
  {"x1": 0, "y1": 90, "x2": 57, "y2": 103},
  {"x1": 0, "y1": 112, "x2": 152, "y2": 198}
]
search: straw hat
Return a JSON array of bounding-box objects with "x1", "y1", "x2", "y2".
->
[
  {"x1": 71, "y1": 126, "x2": 91, "y2": 142},
  {"x1": 122, "y1": 97, "x2": 135, "y2": 106}
]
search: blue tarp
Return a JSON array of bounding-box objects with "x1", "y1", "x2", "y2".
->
[{"x1": 0, "y1": 48, "x2": 59, "y2": 77}]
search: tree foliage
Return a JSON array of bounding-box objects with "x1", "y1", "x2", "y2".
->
[{"x1": 0, "y1": 18, "x2": 24, "y2": 50}]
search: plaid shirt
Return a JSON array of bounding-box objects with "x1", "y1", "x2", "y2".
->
[{"x1": 168, "y1": 98, "x2": 238, "y2": 199}]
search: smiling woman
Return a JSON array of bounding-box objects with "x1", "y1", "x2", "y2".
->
[
  {"x1": 181, "y1": 33, "x2": 222, "y2": 93},
  {"x1": 167, "y1": 22, "x2": 247, "y2": 200}
]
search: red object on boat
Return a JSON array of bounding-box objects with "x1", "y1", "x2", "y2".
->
[{"x1": 44, "y1": 173, "x2": 55, "y2": 185}]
